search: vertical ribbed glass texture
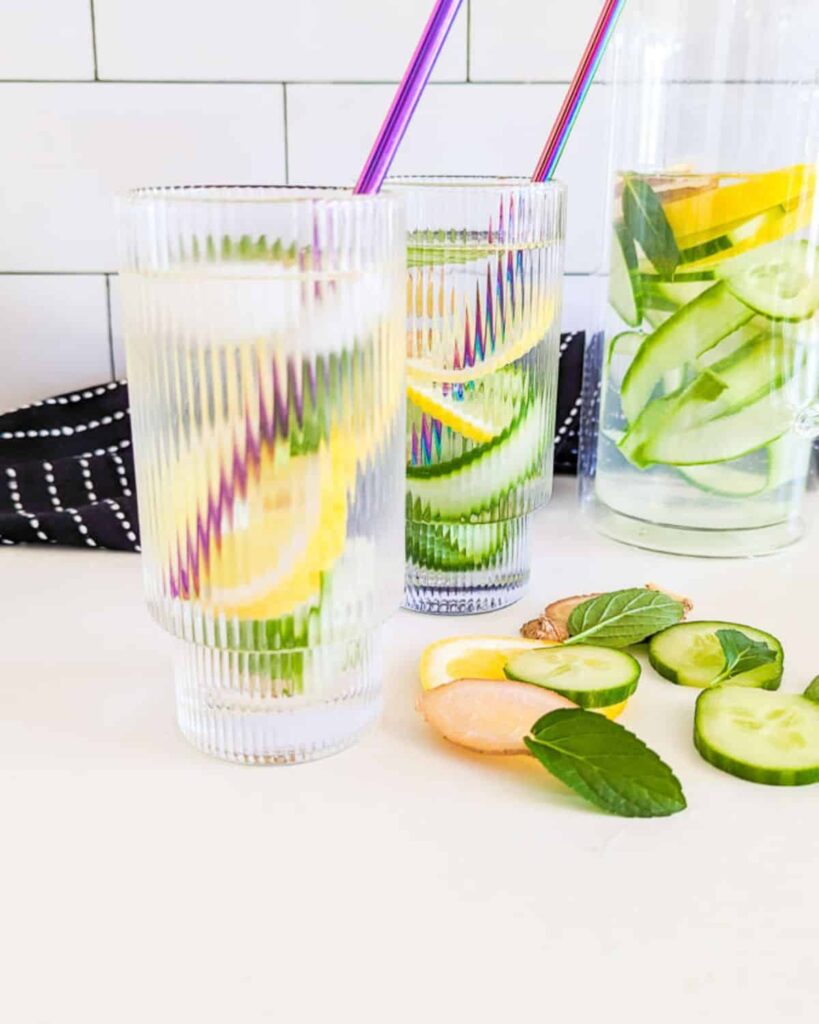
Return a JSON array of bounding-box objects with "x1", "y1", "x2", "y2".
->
[
  {"x1": 580, "y1": 1, "x2": 819, "y2": 556},
  {"x1": 388, "y1": 178, "x2": 566, "y2": 614},
  {"x1": 119, "y1": 187, "x2": 406, "y2": 762}
]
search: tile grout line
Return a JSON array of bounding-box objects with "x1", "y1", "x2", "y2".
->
[
  {"x1": 104, "y1": 274, "x2": 115, "y2": 380},
  {"x1": 0, "y1": 78, "x2": 796, "y2": 86},
  {"x1": 282, "y1": 84, "x2": 290, "y2": 184},
  {"x1": 88, "y1": 1, "x2": 99, "y2": 81},
  {"x1": 465, "y1": 0, "x2": 471, "y2": 82}
]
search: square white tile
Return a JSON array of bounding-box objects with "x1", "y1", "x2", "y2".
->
[
  {"x1": 288, "y1": 83, "x2": 612, "y2": 273},
  {"x1": 94, "y1": 0, "x2": 467, "y2": 82},
  {"x1": 0, "y1": 0, "x2": 95, "y2": 81},
  {"x1": 470, "y1": 0, "x2": 614, "y2": 82},
  {"x1": 0, "y1": 275, "x2": 111, "y2": 411},
  {"x1": 0, "y1": 83, "x2": 285, "y2": 273}
]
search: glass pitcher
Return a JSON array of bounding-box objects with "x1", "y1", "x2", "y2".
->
[{"x1": 580, "y1": 0, "x2": 819, "y2": 556}]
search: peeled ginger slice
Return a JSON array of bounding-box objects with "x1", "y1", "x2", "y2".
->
[{"x1": 418, "y1": 678, "x2": 576, "y2": 755}]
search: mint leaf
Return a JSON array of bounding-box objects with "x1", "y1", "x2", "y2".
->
[
  {"x1": 564, "y1": 588, "x2": 684, "y2": 649},
  {"x1": 804, "y1": 677, "x2": 819, "y2": 704},
  {"x1": 622, "y1": 176, "x2": 681, "y2": 279},
  {"x1": 713, "y1": 628, "x2": 778, "y2": 684},
  {"x1": 525, "y1": 709, "x2": 686, "y2": 818}
]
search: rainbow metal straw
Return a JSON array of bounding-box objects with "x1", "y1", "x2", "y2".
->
[
  {"x1": 354, "y1": 0, "x2": 464, "y2": 195},
  {"x1": 532, "y1": 0, "x2": 627, "y2": 182}
]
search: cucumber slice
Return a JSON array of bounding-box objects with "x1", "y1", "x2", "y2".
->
[
  {"x1": 697, "y1": 319, "x2": 768, "y2": 368},
  {"x1": 718, "y1": 240, "x2": 819, "y2": 322},
  {"x1": 649, "y1": 621, "x2": 783, "y2": 690},
  {"x1": 504, "y1": 645, "x2": 640, "y2": 709},
  {"x1": 636, "y1": 382, "x2": 793, "y2": 466},
  {"x1": 610, "y1": 223, "x2": 643, "y2": 327},
  {"x1": 643, "y1": 307, "x2": 672, "y2": 330},
  {"x1": 407, "y1": 398, "x2": 544, "y2": 519},
  {"x1": 620, "y1": 282, "x2": 754, "y2": 422},
  {"x1": 679, "y1": 235, "x2": 734, "y2": 264},
  {"x1": 645, "y1": 280, "x2": 713, "y2": 310},
  {"x1": 694, "y1": 687, "x2": 819, "y2": 786},
  {"x1": 677, "y1": 461, "x2": 769, "y2": 497},
  {"x1": 679, "y1": 432, "x2": 812, "y2": 497},
  {"x1": 406, "y1": 519, "x2": 510, "y2": 571},
  {"x1": 622, "y1": 332, "x2": 798, "y2": 466}
]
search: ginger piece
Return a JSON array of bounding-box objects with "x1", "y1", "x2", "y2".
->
[
  {"x1": 521, "y1": 615, "x2": 569, "y2": 643},
  {"x1": 418, "y1": 678, "x2": 575, "y2": 755},
  {"x1": 645, "y1": 583, "x2": 693, "y2": 617},
  {"x1": 543, "y1": 593, "x2": 601, "y2": 631}
]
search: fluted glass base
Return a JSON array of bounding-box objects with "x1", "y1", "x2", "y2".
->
[
  {"x1": 403, "y1": 514, "x2": 531, "y2": 615},
  {"x1": 174, "y1": 631, "x2": 382, "y2": 764}
]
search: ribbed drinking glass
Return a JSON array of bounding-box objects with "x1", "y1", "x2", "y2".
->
[
  {"x1": 119, "y1": 187, "x2": 406, "y2": 763},
  {"x1": 388, "y1": 177, "x2": 566, "y2": 614}
]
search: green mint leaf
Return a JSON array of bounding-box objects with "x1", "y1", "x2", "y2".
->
[
  {"x1": 525, "y1": 709, "x2": 687, "y2": 818},
  {"x1": 713, "y1": 628, "x2": 778, "y2": 684},
  {"x1": 804, "y1": 677, "x2": 819, "y2": 704},
  {"x1": 564, "y1": 588, "x2": 685, "y2": 649},
  {"x1": 622, "y1": 176, "x2": 681, "y2": 279}
]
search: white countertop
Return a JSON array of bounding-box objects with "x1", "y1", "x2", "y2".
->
[{"x1": 1, "y1": 478, "x2": 817, "y2": 1023}]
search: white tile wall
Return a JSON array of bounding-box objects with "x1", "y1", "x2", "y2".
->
[
  {"x1": 0, "y1": 0, "x2": 806, "y2": 407},
  {"x1": 287, "y1": 83, "x2": 611, "y2": 274},
  {"x1": 0, "y1": 0, "x2": 94, "y2": 81},
  {"x1": 0, "y1": 83, "x2": 286, "y2": 273},
  {"x1": 470, "y1": 0, "x2": 613, "y2": 82},
  {"x1": 93, "y1": 0, "x2": 467, "y2": 82},
  {"x1": 0, "y1": 276, "x2": 110, "y2": 410}
]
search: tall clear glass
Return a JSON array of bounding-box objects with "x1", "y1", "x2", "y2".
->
[
  {"x1": 119, "y1": 187, "x2": 406, "y2": 764},
  {"x1": 580, "y1": 0, "x2": 819, "y2": 556},
  {"x1": 388, "y1": 177, "x2": 566, "y2": 614}
]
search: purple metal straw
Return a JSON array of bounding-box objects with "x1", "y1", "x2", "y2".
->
[
  {"x1": 354, "y1": 0, "x2": 464, "y2": 195},
  {"x1": 532, "y1": 0, "x2": 626, "y2": 182}
]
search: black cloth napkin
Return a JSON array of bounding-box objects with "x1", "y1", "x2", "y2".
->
[{"x1": 0, "y1": 332, "x2": 587, "y2": 552}]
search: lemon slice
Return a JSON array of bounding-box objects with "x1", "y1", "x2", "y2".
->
[
  {"x1": 664, "y1": 164, "x2": 816, "y2": 242},
  {"x1": 407, "y1": 382, "x2": 517, "y2": 443},
  {"x1": 420, "y1": 636, "x2": 558, "y2": 690},
  {"x1": 407, "y1": 299, "x2": 556, "y2": 385},
  {"x1": 419, "y1": 635, "x2": 628, "y2": 719}
]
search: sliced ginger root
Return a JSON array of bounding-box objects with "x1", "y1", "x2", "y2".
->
[
  {"x1": 522, "y1": 585, "x2": 692, "y2": 641},
  {"x1": 418, "y1": 678, "x2": 575, "y2": 755},
  {"x1": 645, "y1": 583, "x2": 693, "y2": 617},
  {"x1": 521, "y1": 592, "x2": 600, "y2": 642}
]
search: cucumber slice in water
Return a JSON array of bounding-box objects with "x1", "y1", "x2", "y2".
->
[
  {"x1": 620, "y1": 281, "x2": 754, "y2": 423},
  {"x1": 649, "y1": 620, "x2": 783, "y2": 690},
  {"x1": 644, "y1": 280, "x2": 713, "y2": 310},
  {"x1": 695, "y1": 687, "x2": 819, "y2": 786},
  {"x1": 718, "y1": 240, "x2": 819, "y2": 322},
  {"x1": 677, "y1": 431, "x2": 810, "y2": 497},
  {"x1": 621, "y1": 331, "x2": 798, "y2": 466},
  {"x1": 635, "y1": 382, "x2": 793, "y2": 466},
  {"x1": 407, "y1": 398, "x2": 544, "y2": 519},
  {"x1": 677, "y1": 461, "x2": 769, "y2": 497},
  {"x1": 610, "y1": 223, "x2": 643, "y2": 327},
  {"x1": 504, "y1": 645, "x2": 640, "y2": 709}
]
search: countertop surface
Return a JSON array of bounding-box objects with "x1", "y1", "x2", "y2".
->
[{"x1": 1, "y1": 479, "x2": 817, "y2": 1023}]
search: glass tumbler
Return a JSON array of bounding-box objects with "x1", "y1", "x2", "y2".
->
[
  {"x1": 388, "y1": 177, "x2": 566, "y2": 614},
  {"x1": 119, "y1": 187, "x2": 406, "y2": 764},
  {"x1": 580, "y1": 0, "x2": 819, "y2": 557}
]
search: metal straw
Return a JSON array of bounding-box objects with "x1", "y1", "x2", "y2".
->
[
  {"x1": 532, "y1": 0, "x2": 627, "y2": 182},
  {"x1": 354, "y1": 0, "x2": 464, "y2": 195}
]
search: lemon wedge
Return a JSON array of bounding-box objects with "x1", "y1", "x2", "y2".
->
[{"x1": 419, "y1": 635, "x2": 628, "y2": 719}]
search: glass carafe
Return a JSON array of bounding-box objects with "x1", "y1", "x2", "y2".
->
[{"x1": 580, "y1": 0, "x2": 819, "y2": 556}]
